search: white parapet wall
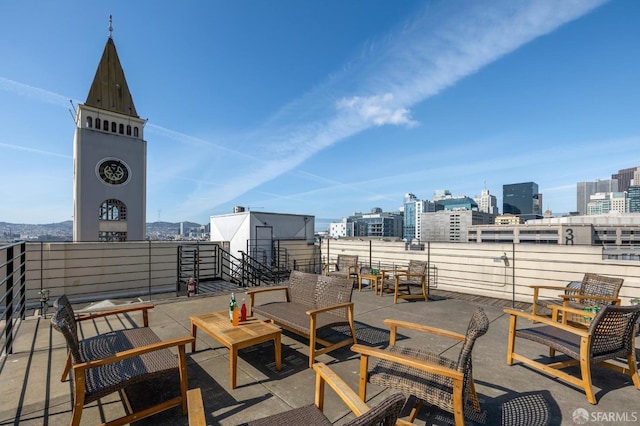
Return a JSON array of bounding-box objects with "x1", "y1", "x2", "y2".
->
[{"x1": 323, "y1": 238, "x2": 640, "y2": 305}]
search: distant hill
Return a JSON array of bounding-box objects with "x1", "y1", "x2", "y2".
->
[
  {"x1": 1, "y1": 220, "x2": 206, "y2": 241},
  {"x1": 146, "y1": 221, "x2": 203, "y2": 234}
]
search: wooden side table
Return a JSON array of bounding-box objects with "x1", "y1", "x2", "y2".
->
[
  {"x1": 190, "y1": 310, "x2": 282, "y2": 389},
  {"x1": 358, "y1": 273, "x2": 381, "y2": 293}
]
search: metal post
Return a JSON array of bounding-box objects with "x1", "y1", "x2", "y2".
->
[
  {"x1": 6, "y1": 245, "x2": 14, "y2": 354},
  {"x1": 20, "y1": 242, "x2": 26, "y2": 320},
  {"x1": 427, "y1": 241, "x2": 431, "y2": 297},
  {"x1": 512, "y1": 243, "x2": 516, "y2": 308}
]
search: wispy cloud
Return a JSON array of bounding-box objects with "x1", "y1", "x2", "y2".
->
[
  {"x1": 0, "y1": 141, "x2": 71, "y2": 159},
  {"x1": 337, "y1": 93, "x2": 417, "y2": 127},
  {"x1": 176, "y1": 0, "x2": 607, "y2": 217},
  {"x1": 0, "y1": 76, "x2": 75, "y2": 108}
]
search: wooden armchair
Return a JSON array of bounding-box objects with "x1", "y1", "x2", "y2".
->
[
  {"x1": 51, "y1": 295, "x2": 195, "y2": 426},
  {"x1": 352, "y1": 308, "x2": 489, "y2": 425},
  {"x1": 324, "y1": 254, "x2": 359, "y2": 282},
  {"x1": 245, "y1": 362, "x2": 408, "y2": 426},
  {"x1": 393, "y1": 260, "x2": 429, "y2": 303},
  {"x1": 505, "y1": 304, "x2": 640, "y2": 404},
  {"x1": 530, "y1": 273, "x2": 624, "y2": 325}
]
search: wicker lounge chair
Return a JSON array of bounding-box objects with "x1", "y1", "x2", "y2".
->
[
  {"x1": 352, "y1": 308, "x2": 489, "y2": 425},
  {"x1": 505, "y1": 304, "x2": 640, "y2": 404},
  {"x1": 245, "y1": 362, "x2": 408, "y2": 426},
  {"x1": 392, "y1": 259, "x2": 429, "y2": 303},
  {"x1": 324, "y1": 254, "x2": 359, "y2": 283},
  {"x1": 530, "y1": 273, "x2": 623, "y2": 325},
  {"x1": 51, "y1": 295, "x2": 194, "y2": 426}
]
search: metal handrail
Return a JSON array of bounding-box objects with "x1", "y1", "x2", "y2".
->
[{"x1": 1, "y1": 242, "x2": 27, "y2": 356}]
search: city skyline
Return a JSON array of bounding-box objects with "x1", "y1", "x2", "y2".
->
[{"x1": 1, "y1": 1, "x2": 639, "y2": 225}]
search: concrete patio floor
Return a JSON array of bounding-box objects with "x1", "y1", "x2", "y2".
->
[{"x1": 1, "y1": 283, "x2": 638, "y2": 426}]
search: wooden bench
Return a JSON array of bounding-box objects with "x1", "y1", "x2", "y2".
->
[{"x1": 246, "y1": 270, "x2": 356, "y2": 367}]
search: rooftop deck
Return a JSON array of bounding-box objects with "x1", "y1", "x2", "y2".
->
[{"x1": 1, "y1": 284, "x2": 638, "y2": 425}]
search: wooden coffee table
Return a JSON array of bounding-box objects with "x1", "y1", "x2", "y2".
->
[{"x1": 190, "y1": 310, "x2": 282, "y2": 389}]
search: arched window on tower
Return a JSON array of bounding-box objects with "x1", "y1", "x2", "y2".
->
[
  {"x1": 98, "y1": 199, "x2": 128, "y2": 240},
  {"x1": 99, "y1": 199, "x2": 127, "y2": 221},
  {"x1": 111, "y1": 122, "x2": 116, "y2": 133},
  {"x1": 126, "y1": 125, "x2": 132, "y2": 135},
  {"x1": 86, "y1": 116, "x2": 93, "y2": 128},
  {"x1": 133, "y1": 127, "x2": 139, "y2": 137},
  {"x1": 119, "y1": 123, "x2": 124, "y2": 134},
  {"x1": 103, "y1": 120, "x2": 109, "y2": 131},
  {"x1": 95, "y1": 118, "x2": 101, "y2": 129}
]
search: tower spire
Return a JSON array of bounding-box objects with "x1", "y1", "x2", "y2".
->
[{"x1": 108, "y1": 15, "x2": 113, "y2": 39}]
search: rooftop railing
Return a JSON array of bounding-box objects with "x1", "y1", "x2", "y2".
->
[{"x1": 2, "y1": 238, "x2": 640, "y2": 357}]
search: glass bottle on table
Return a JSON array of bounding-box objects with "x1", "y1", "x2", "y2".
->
[
  {"x1": 240, "y1": 298, "x2": 247, "y2": 322},
  {"x1": 229, "y1": 292, "x2": 236, "y2": 322}
]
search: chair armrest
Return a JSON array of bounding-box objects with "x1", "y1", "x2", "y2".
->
[
  {"x1": 529, "y1": 285, "x2": 572, "y2": 291},
  {"x1": 503, "y1": 309, "x2": 590, "y2": 336},
  {"x1": 323, "y1": 262, "x2": 338, "y2": 273},
  {"x1": 75, "y1": 303, "x2": 155, "y2": 327},
  {"x1": 529, "y1": 285, "x2": 576, "y2": 316},
  {"x1": 73, "y1": 335, "x2": 196, "y2": 372},
  {"x1": 347, "y1": 265, "x2": 359, "y2": 275},
  {"x1": 394, "y1": 273, "x2": 426, "y2": 280},
  {"x1": 557, "y1": 294, "x2": 621, "y2": 304},
  {"x1": 351, "y1": 343, "x2": 463, "y2": 380},
  {"x1": 187, "y1": 388, "x2": 206, "y2": 426},
  {"x1": 313, "y1": 362, "x2": 370, "y2": 416},
  {"x1": 306, "y1": 302, "x2": 354, "y2": 316},
  {"x1": 245, "y1": 286, "x2": 290, "y2": 315},
  {"x1": 549, "y1": 304, "x2": 599, "y2": 323},
  {"x1": 383, "y1": 318, "x2": 465, "y2": 344}
]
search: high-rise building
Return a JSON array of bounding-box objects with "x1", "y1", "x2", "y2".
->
[
  {"x1": 350, "y1": 208, "x2": 403, "y2": 238},
  {"x1": 576, "y1": 179, "x2": 618, "y2": 215},
  {"x1": 403, "y1": 193, "x2": 418, "y2": 242},
  {"x1": 421, "y1": 210, "x2": 495, "y2": 242},
  {"x1": 403, "y1": 194, "x2": 436, "y2": 242},
  {"x1": 475, "y1": 189, "x2": 499, "y2": 214},
  {"x1": 586, "y1": 192, "x2": 627, "y2": 215},
  {"x1": 612, "y1": 166, "x2": 640, "y2": 193},
  {"x1": 633, "y1": 168, "x2": 640, "y2": 187},
  {"x1": 503, "y1": 182, "x2": 542, "y2": 221},
  {"x1": 628, "y1": 186, "x2": 640, "y2": 213},
  {"x1": 73, "y1": 21, "x2": 147, "y2": 241}
]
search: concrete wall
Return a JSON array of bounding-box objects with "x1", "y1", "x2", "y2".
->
[
  {"x1": 24, "y1": 241, "x2": 209, "y2": 303},
  {"x1": 323, "y1": 238, "x2": 640, "y2": 304}
]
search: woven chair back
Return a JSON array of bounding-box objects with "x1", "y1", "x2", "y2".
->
[
  {"x1": 288, "y1": 270, "x2": 318, "y2": 307},
  {"x1": 287, "y1": 270, "x2": 352, "y2": 319},
  {"x1": 407, "y1": 260, "x2": 428, "y2": 275},
  {"x1": 316, "y1": 274, "x2": 352, "y2": 319},
  {"x1": 343, "y1": 393, "x2": 405, "y2": 426},
  {"x1": 455, "y1": 308, "x2": 490, "y2": 373},
  {"x1": 336, "y1": 255, "x2": 358, "y2": 271},
  {"x1": 588, "y1": 304, "x2": 640, "y2": 359},
  {"x1": 51, "y1": 295, "x2": 83, "y2": 364},
  {"x1": 579, "y1": 273, "x2": 624, "y2": 306}
]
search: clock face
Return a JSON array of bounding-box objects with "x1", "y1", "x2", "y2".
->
[{"x1": 96, "y1": 158, "x2": 130, "y2": 185}]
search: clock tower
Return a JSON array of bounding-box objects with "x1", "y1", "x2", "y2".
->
[{"x1": 73, "y1": 18, "x2": 146, "y2": 241}]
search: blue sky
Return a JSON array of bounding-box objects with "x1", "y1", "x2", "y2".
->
[{"x1": 1, "y1": 0, "x2": 639, "y2": 227}]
